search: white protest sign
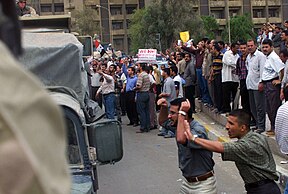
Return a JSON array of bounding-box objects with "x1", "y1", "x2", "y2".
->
[{"x1": 138, "y1": 49, "x2": 157, "y2": 61}]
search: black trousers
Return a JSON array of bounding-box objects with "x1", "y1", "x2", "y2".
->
[
  {"x1": 239, "y1": 79, "x2": 250, "y2": 112},
  {"x1": 125, "y1": 91, "x2": 139, "y2": 124},
  {"x1": 212, "y1": 73, "x2": 222, "y2": 111},
  {"x1": 245, "y1": 180, "x2": 280, "y2": 194},
  {"x1": 184, "y1": 85, "x2": 195, "y2": 112},
  {"x1": 222, "y1": 81, "x2": 239, "y2": 113}
]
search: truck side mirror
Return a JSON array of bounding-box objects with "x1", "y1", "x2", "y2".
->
[{"x1": 88, "y1": 119, "x2": 123, "y2": 165}]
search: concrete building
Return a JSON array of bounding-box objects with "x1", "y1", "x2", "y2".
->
[
  {"x1": 29, "y1": 0, "x2": 145, "y2": 54},
  {"x1": 28, "y1": 0, "x2": 288, "y2": 53}
]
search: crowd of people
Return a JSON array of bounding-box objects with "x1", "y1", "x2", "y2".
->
[
  {"x1": 86, "y1": 21, "x2": 288, "y2": 193},
  {"x1": 88, "y1": 20, "x2": 288, "y2": 138}
]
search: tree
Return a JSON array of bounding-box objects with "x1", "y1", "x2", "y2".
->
[
  {"x1": 73, "y1": 7, "x2": 100, "y2": 36},
  {"x1": 129, "y1": 0, "x2": 204, "y2": 54},
  {"x1": 221, "y1": 14, "x2": 256, "y2": 43},
  {"x1": 201, "y1": 16, "x2": 219, "y2": 40}
]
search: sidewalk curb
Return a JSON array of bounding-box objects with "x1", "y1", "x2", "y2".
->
[{"x1": 194, "y1": 100, "x2": 288, "y2": 189}]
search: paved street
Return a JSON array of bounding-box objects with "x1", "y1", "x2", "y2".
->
[{"x1": 97, "y1": 113, "x2": 246, "y2": 194}]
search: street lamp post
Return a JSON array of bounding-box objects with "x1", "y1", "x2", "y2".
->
[{"x1": 96, "y1": 5, "x2": 113, "y2": 46}]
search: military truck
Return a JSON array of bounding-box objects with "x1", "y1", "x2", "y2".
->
[{"x1": 18, "y1": 16, "x2": 123, "y2": 194}]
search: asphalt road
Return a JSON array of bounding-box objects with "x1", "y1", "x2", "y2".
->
[{"x1": 97, "y1": 113, "x2": 246, "y2": 194}]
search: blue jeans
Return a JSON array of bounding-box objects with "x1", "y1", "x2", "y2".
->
[
  {"x1": 196, "y1": 68, "x2": 212, "y2": 105},
  {"x1": 285, "y1": 180, "x2": 288, "y2": 194},
  {"x1": 103, "y1": 93, "x2": 115, "y2": 119},
  {"x1": 136, "y1": 92, "x2": 150, "y2": 130}
]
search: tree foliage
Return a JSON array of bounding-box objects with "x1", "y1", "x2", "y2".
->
[
  {"x1": 129, "y1": 0, "x2": 204, "y2": 54},
  {"x1": 201, "y1": 16, "x2": 219, "y2": 40},
  {"x1": 221, "y1": 14, "x2": 256, "y2": 43},
  {"x1": 73, "y1": 7, "x2": 100, "y2": 36}
]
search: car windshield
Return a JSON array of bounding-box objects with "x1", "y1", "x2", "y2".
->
[{"x1": 66, "y1": 117, "x2": 82, "y2": 165}]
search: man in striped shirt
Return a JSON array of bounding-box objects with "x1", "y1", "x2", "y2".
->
[{"x1": 275, "y1": 85, "x2": 288, "y2": 194}]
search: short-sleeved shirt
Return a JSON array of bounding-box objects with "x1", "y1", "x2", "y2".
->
[
  {"x1": 163, "y1": 119, "x2": 214, "y2": 178},
  {"x1": 222, "y1": 131, "x2": 278, "y2": 184},
  {"x1": 262, "y1": 51, "x2": 285, "y2": 81},
  {"x1": 163, "y1": 77, "x2": 176, "y2": 103},
  {"x1": 173, "y1": 74, "x2": 183, "y2": 98},
  {"x1": 246, "y1": 50, "x2": 266, "y2": 90},
  {"x1": 136, "y1": 71, "x2": 150, "y2": 92}
]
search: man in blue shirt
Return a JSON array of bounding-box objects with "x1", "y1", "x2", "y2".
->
[{"x1": 122, "y1": 62, "x2": 139, "y2": 126}]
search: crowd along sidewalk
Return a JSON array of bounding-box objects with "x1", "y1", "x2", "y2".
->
[{"x1": 194, "y1": 99, "x2": 288, "y2": 190}]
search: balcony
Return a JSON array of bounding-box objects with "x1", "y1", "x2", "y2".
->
[
  {"x1": 109, "y1": 0, "x2": 124, "y2": 4},
  {"x1": 111, "y1": 15, "x2": 124, "y2": 20},
  {"x1": 112, "y1": 29, "x2": 125, "y2": 35},
  {"x1": 216, "y1": 18, "x2": 227, "y2": 25},
  {"x1": 210, "y1": 0, "x2": 225, "y2": 7},
  {"x1": 252, "y1": 18, "x2": 267, "y2": 24},
  {"x1": 229, "y1": 1, "x2": 242, "y2": 7},
  {"x1": 252, "y1": 0, "x2": 281, "y2": 7}
]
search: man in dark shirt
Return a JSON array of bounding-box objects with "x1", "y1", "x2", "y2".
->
[
  {"x1": 235, "y1": 41, "x2": 251, "y2": 116},
  {"x1": 158, "y1": 97, "x2": 217, "y2": 193},
  {"x1": 184, "y1": 108, "x2": 280, "y2": 194},
  {"x1": 209, "y1": 43, "x2": 224, "y2": 113}
]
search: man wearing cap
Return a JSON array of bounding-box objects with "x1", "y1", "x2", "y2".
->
[{"x1": 16, "y1": 0, "x2": 36, "y2": 16}]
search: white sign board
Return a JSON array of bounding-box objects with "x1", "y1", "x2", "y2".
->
[{"x1": 138, "y1": 49, "x2": 157, "y2": 61}]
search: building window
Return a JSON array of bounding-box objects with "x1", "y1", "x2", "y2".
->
[
  {"x1": 126, "y1": 5, "x2": 137, "y2": 14},
  {"x1": 54, "y1": 3, "x2": 64, "y2": 12},
  {"x1": 110, "y1": 6, "x2": 122, "y2": 15},
  {"x1": 253, "y1": 8, "x2": 265, "y2": 18},
  {"x1": 40, "y1": 4, "x2": 52, "y2": 12},
  {"x1": 126, "y1": 19, "x2": 131, "y2": 29},
  {"x1": 210, "y1": 9, "x2": 225, "y2": 19},
  {"x1": 112, "y1": 21, "x2": 123, "y2": 30},
  {"x1": 269, "y1": 7, "x2": 280, "y2": 17},
  {"x1": 114, "y1": 38, "x2": 124, "y2": 51},
  {"x1": 229, "y1": 9, "x2": 240, "y2": 17}
]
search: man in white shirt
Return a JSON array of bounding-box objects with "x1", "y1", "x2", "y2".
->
[
  {"x1": 170, "y1": 65, "x2": 184, "y2": 98},
  {"x1": 96, "y1": 63, "x2": 116, "y2": 119},
  {"x1": 261, "y1": 39, "x2": 285, "y2": 136},
  {"x1": 90, "y1": 60, "x2": 103, "y2": 107},
  {"x1": 246, "y1": 39, "x2": 267, "y2": 133},
  {"x1": 280, "y1": 49, "x2": 288, "y2": 101},
  {"x1": 221, "y1": 42, "x2": 240, "y2": 113}
]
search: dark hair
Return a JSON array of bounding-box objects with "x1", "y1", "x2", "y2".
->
[
  {"x1": 218, "y1": 41, "x2": 225, "y2": 47},
  {"x1": 282, "y1": 30, "x2": 288, "y2": 36},
  {"x1": 184, "y1": 52, "x2": 191, "y2": 58},
  {"x1": 128, "y1": 66, "x2": 135, "y2": 73},
  {"x1": 239, "y1": 40, "x2": 247, "y2": 46},
  {"x1": 213, "y1": 43, "x2": 221, "y2": 52},
  {"x1": 170, "y1": 65, "x2": 178, "y2": 74},
  {"x1": 163, "y1": 68, "x2": 171, "y2": 76},
  {"x1": 280, "y1": 48, "x2": 288, "y2": 58},
  {"x1": 229, "y1": 109, "x2": 251, "y2": 129},
  {"x1": 231, "y1": 42, "x2": 239, "y2": 48},
  {"x1": 139, "y1": 63, "x2": 147, "y2": 69},
  {"x1": 170, "y1": 97, "x2": 193, "y2": 118},
  {"x1": 262, "y1": 38, "x2": 273, "y2": 47}
]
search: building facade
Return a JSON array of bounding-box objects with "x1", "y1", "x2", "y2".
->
[{"x1": 28, "y1": 0, "x2": 287, "y2": 53}]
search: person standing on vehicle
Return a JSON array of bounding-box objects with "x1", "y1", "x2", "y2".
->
[
  {"x1": 90, "y1": 60, "x2": 103, "y2": 107},
  {"x1": 96, "y1": 63, "x2": 116, "y2": 119},
  {"x1": 15, "y1": 0, "x2": 37, "y2": 16}
]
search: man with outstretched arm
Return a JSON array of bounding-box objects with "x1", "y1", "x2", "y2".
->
[
  {"x1": 182, "y1": 106, "x2": 280, "y2": 194},
  {"x1": 158, "y1": 97, "x2": 217, "y2": 193}
]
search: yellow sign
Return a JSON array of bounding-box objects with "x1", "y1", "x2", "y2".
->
[{"x1": 179, "y1": 31, "x2": 190, "y2": 43}]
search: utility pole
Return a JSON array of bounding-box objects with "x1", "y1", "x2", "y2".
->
[
  {"x1": 225, "y1": 0, "x2": 231, "y2": 44},
  {"x1": 156, "y1": 33, "x2": 162, "y2": 52}
]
